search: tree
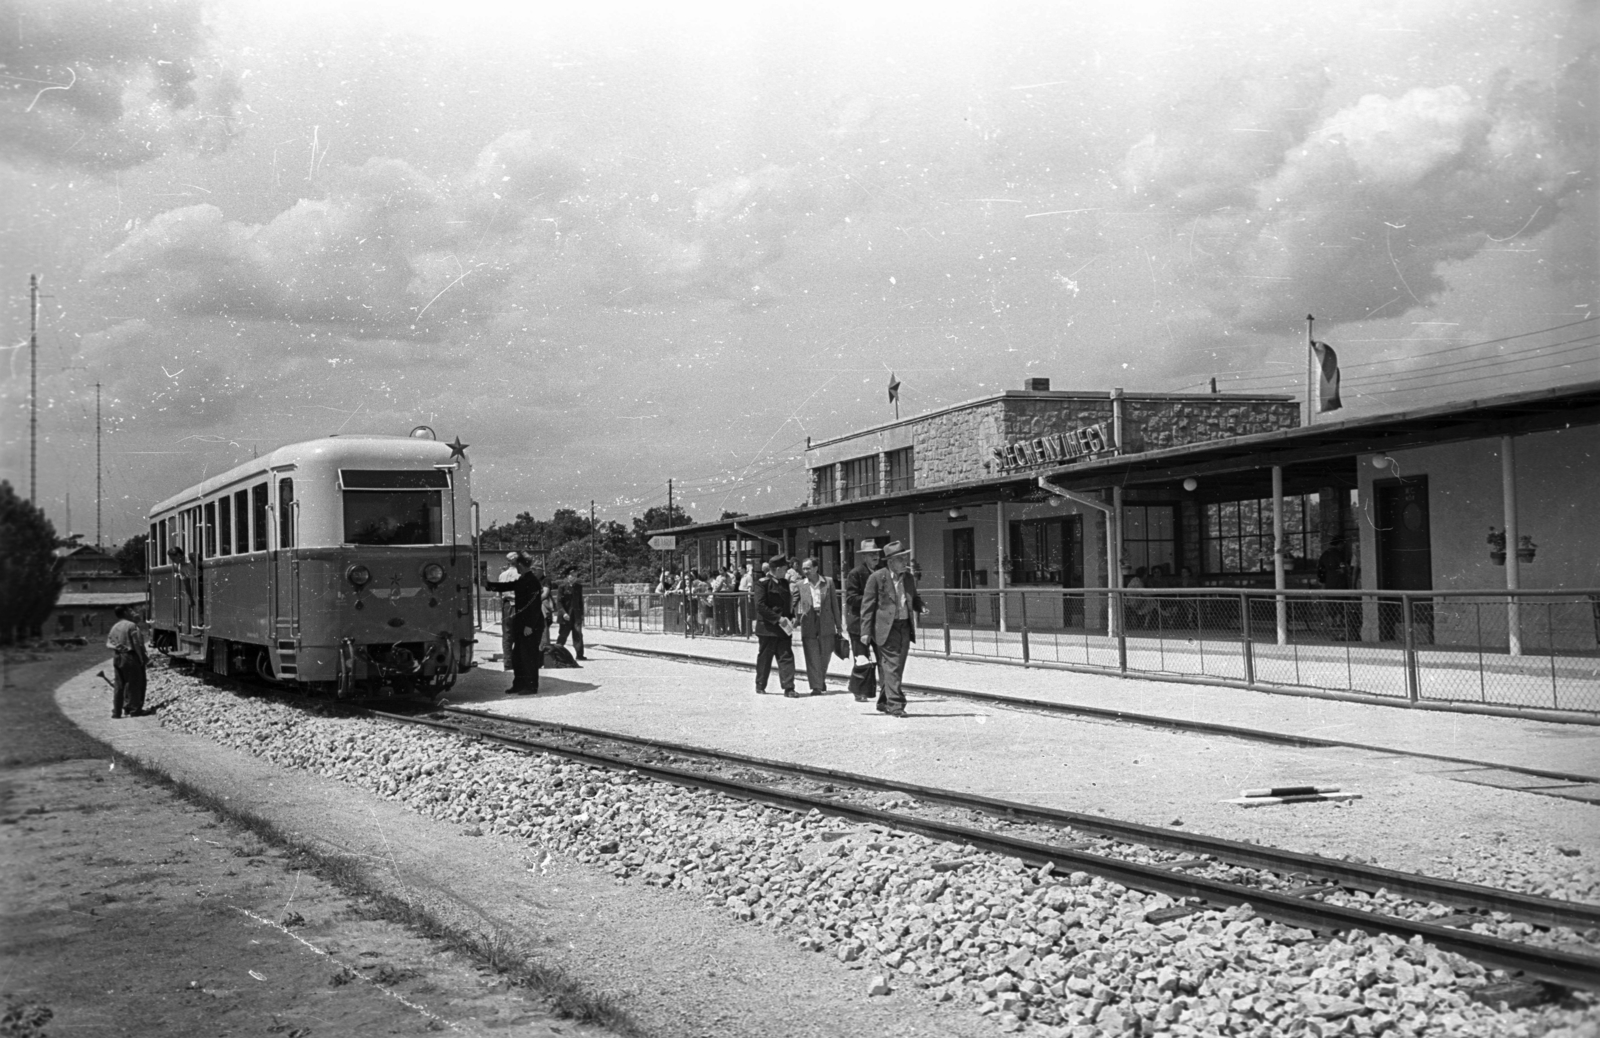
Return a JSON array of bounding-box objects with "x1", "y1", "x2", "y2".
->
[
  {"x1": 114, "y1": 533, "x2": 149, "y2": 575},
  {"x1": 631, "y1": 504, "x2": 693, "y2": 547},
  {"x1": 0, "y1": 481, "x2": 64, "y2": 644}
]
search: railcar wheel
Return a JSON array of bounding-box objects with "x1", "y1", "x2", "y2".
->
[{"x1": 255, "y1": 650, "x2": 274, "y2": 682}]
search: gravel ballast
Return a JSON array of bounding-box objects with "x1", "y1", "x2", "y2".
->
[{"x1": 151, "y1": 664, "x2": 1600, "y2": 1037}]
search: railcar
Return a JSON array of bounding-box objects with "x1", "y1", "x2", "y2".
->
[{"x1": 146, "y1": 431, "x2": 477, "y2": 698}]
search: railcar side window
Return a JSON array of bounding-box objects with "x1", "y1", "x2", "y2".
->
[
  {"x1": 278, "y1": 478, "x2": 295, "y2": 549},
  {"x1": 252, "y1": 484, "x2": 268, "y2": 552},
  {"x1": 234, "y1": 489, "x2": 249, "y2": 551},
  {"x1": 150, "y1": 522, "x2": 160, "y2": 568},
  {"x1": 204, "y1": 502, "x2": 217, "y2": 558},
  {"x1": 218, "y1": 496, "x2": 232, "y2": 555}
]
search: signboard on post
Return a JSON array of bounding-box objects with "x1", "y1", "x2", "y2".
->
[{"x1": 647, "y1": 534, "x2": 677, "y2": 550}]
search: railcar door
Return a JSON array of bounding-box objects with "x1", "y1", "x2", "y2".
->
[{"x1": 271, "y1": 473, "x2": 301, "y2": 681}]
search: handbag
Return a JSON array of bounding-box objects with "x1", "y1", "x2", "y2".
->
[{"x1": 832, "y1": 632, "x2": 849, "y2": 660}]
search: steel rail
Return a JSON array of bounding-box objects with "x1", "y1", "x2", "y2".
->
[
  {"x1": 367, "y1": 708, "x2": 1600, "y2": 992},
  {"x1": 594, "y1": 642, "x2": 1600, "y2": 786},
  {"x1": 437, "y1": 705, "x2": 1600, "y2": 933}
]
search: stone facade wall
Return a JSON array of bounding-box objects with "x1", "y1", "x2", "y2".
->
[
  {"x1": 807, "y1": 392, "x2": 1300, "y2": 497},
  {"x1": 1121, "y1": 398, "x2": 1300, "y2": 453}
]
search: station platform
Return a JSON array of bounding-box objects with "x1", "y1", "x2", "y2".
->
[
  {"x1": 471, "y1": 622, "x2": 1600, "y2": 782},
  {"x1": 458, "y1": 624, "x2": 1600, "y2": 890}
]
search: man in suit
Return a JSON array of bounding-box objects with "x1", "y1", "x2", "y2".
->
[
  {"x1": 793, "y1": 556, "x2": 843, "y2": 695},
  {"x1": 858, "y1": 540, "x2": 924, "y2": 717},
  {"x1": 751, "y1": 552, "x2": 799, "y2": 698},
  {"x1": 481, "y1": 554, "x2": 544, "y2": 694},
  {"x1": 555, "y1": 565, "x2": 586, "y2": 660},
  {"x1": 843, "y1": 540, "x2": 883, "y2": 702}
]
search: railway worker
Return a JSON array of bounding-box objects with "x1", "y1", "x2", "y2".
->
[
  {"x1": 481, "y1": 553, "x2": 545, "y2": 695},
  {"x1": 751, "y1": 553, "x2": 799, "y2": 698},
  {"x1": 105, "y1": 605, "x2": 149, "y2": 718},
  {"x1": 496, "y1": 552, "x2": 520, "y2": 662},
  {"x1": 843, "y1": 539, "x2": 883, "y2": 702},
  {"x1": 858, "y1": 541, "x2": 924, "y2": 718},
  {"x1": 793, "y1": 557, "x2": 844, "y2": 695},
  {"x1": 555, "y1": 566, "x2": 586, "y2": 661}
]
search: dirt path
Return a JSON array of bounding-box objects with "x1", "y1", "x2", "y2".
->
[{"x1": 0, "y1": 649, "x2": 619, "y2": 1038}]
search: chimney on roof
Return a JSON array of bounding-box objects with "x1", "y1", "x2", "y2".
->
[{"x1": 1024, "y1": 377, "x2": 1051, "y2": 392}]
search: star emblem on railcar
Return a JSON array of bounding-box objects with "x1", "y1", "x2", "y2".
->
[{"x1": 447, "y1": 436, "x2": 469, "y2": 460}]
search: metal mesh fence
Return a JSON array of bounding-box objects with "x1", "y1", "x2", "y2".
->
[{"x1": 574, "y1": 586, "x2": 1600, "y2": 714}]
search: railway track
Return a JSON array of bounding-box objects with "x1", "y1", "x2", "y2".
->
[
  {"x1": 593, "y1": 641, "x2": 1600, "y2": 790},
  {"x1": 364, "y1": 703, "x2": 1600, "y2": 993}
]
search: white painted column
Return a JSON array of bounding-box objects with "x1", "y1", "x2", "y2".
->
[
  {"x1": 908, "y1": 512, "x2": 916, "y2": 558},
  {"x1": 1110, "y1": 486, "x2": 1124, "y2": 637},
  {"x1": 1273, "y1": 465, "x2": 1287, "y2": 646},
  {"x1": 1503, "y1": 435, "x2": 1522, "y2": 656},
  {"x1": 995, "y1": 502, "x2": 1007, "y2": 633}
]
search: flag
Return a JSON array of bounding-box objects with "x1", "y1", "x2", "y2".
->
[
  {"x1": 887, "y1": 372, "x2": 901, "y2": 405},
  {"x1": 1311, "y1": 341, "x2": 1342, "y2": 412}
]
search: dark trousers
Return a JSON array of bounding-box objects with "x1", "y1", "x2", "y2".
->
[
  {"x1": 556, "y1": 616, "x2": 584, "y2": 658},
  {"x1": 112, "y1": 651, "x2": 146, "y2": 716},
  {"x1": 509, "y1": 624, "x2": 543, "y2": 690},
  {"x1": 754, "y1": 635, "x2": 795, "y2": 693},
  {"x1": 847, "y1": 629, "x2": 877, "y2": 700},
  {"x1": 875, "y1": 620, "x2": 912, "y2": 712},
  {"x1": 500, "y1": 597, "x2": 515, "y2": 659},
  {"x1": 800, "y1": 632, "x2": 831, "y2": 692}
]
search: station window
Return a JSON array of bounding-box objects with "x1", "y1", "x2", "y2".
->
[
  {"x1": 811, "y1": 467, "x2": 836, "y2": 505},
  {"x1": 234, "y1": 490, "x2": 249, "y2": 551},
  {"x1": 204, "y1": 502, "x2": 217, "y2": 558},
  {"x1": 1122, "y1": 504, "x2": 1178, "y2": 578},
  {"x1": 1202, "y1": 493, "x2": 1321, "y2": 574},
  {"x1": 1008, "y1": 516, "x2": 1084, "y2": 586},
  {"x1": 884, "y1": 447, "x2": 914, "y2": 493},
  {"x1": 840, "y1": 456, "x2": 878, "y2": 500},
  {"x1": 278, "y1": 478, "x2": 295, "y2": 549},
  {"x1": 252, "y1": 484, "x2": 269, "y2": 552},
  {"x1": 218, "y1": 496, "x2": 232, "y2": 555}
]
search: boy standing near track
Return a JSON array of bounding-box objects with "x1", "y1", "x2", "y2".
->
[{"x1": 105, "y1": 605, "x2": 148, "y2": 718}]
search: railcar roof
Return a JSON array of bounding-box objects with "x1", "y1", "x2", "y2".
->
[{"x1": 148, "y1": 435, "x2": 458, "y2": 517}]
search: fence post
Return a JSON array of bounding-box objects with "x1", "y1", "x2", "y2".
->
[
  {"x1": 1240, "y1": 591, "x2": 1255, "y2": 687},
  {"x1": 1402, "y1": 593, "x2": 1420, "y2": 703},
  {"x1": 1116, "y1": 589, "x2": 1128, "y2": 674},
  {"x1": 943, "y1": 616, "x2": 951, "y2": 657},
  {"x1": 1020, "y1": 592, "x2": 1030, "y2": 664}
]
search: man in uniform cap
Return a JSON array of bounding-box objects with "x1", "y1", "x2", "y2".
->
[
  {"x1": 751, "y1": 552, "x2": 799, "y2": 697},
  {"x1": 496, "y1": 551, "x2": 520, "y2": 662},
  {"x1": 843, "y1": 538, "x2": 884, "y2": 701},
  {"x1": 858, "y1": 540, "x2": 924, "y2": 717},
  {"x1": 481, "y1": 553, "x2": 545, "y2": 694}
]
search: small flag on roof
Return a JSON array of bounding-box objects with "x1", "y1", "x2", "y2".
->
[
  {"x1": 887, "y1": 371, "x2": 901, "y2": 405},
  {"x1": 1311, "y1": 341, "x2": 1342, "y2": 412}
]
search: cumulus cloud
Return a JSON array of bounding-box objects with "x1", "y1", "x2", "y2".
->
[
  {"x1": 0, "y1": 0, "x2": 241, "y2": 171},
  {"x1": 1128, "y1": 52, "x2": 1598, "y2": 330}
]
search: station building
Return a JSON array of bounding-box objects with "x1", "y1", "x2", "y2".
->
[{"x1": 666, "y1": 377, "x2": 1600, "y2": 649}]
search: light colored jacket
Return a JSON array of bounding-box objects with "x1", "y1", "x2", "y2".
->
[
  {"x1": 858, "y1": 567, "x2": 924, "y2": 646},
  {"x1": 792, "y1": 576, "x2": 843, "y2": 639}
]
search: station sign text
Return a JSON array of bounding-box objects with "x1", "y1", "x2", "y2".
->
[{"x1": 991, "y1": 420, "x2": 1115, "y2": 472}]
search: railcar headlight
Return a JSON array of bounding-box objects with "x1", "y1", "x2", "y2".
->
[
  {"x1": 421, "y1": 563, "x2": 446, "y2": 586},
  {"x1": 346, "y1": 564, "x2": 372, "y2": 588}
]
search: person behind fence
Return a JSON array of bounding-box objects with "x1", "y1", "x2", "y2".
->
[
  {"x1": 496, "y1": 551, "x2": 520, "y2": 661},
  {"x1": 1318, "y1": 534, "x2": 1359, "y2": 640},
  {"x1": 555, "y1": 565, "x2": 586, "y2": 660},
  {"x1": 794, "y1": 556, "x2": 844, "y2": 695},
  {"x1": 751, "y1": 553, "x2": 799, "y2": 698},
  {"x1": 106, "y1": 604, "x2": 148, "y2": 718},
  {"x1": 844, "y1": 539, "x2": 883, "y2": 702},
  {"x1": 859, "y1": 540, "x2": 924, "y2": 718},
  {"x1": 481, "y1": 553, "x2": 544, "y2": 695}
]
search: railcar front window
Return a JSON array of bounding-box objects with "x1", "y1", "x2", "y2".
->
[{"x1": 343, "y1": 491, "x2": 443, "y2": 545}]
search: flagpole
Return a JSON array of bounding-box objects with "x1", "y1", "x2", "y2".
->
[{"x1": 1305, "y1": 314, "x2": 1315, "y2": 427}]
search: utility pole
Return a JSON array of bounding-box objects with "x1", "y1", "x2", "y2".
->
[
  {"x1": 29, "y1": 274, "x2": 39, "y2": 503},
  {"x1": 589, "y1": 499, "x2": 596, "y2": 590},
  {"x1": 96, "y1": 381, "x2": 102, "y2": 547}
]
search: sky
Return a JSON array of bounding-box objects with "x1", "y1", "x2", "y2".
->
[{"x1": 2, "y1": 0, "x2": 1596, "y2": 544}]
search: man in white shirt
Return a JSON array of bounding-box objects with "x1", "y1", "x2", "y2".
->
[
  {"x1": 105, "y1": 605, "x2": 149, "y2": 718},
  {"x1": 497, "y1": 552, "x2": 520, "y2": 661}
]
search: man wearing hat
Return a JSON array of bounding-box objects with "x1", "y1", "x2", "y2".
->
[
  {"x1": 843, "y1": 538, "x2": 885, "y2": 701},
  {"x1": 751, "y1": 552, "x2": 799, "y2": 698},
  {"x1": 858, "y1": 540, "x2": 924, "y2": 717},
  {"x1": 481, "y1": 553, "x2": 545, "y2": 694},
  {"x1": 496, "y1": 551, "x2": 520, "y2": 662}
]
